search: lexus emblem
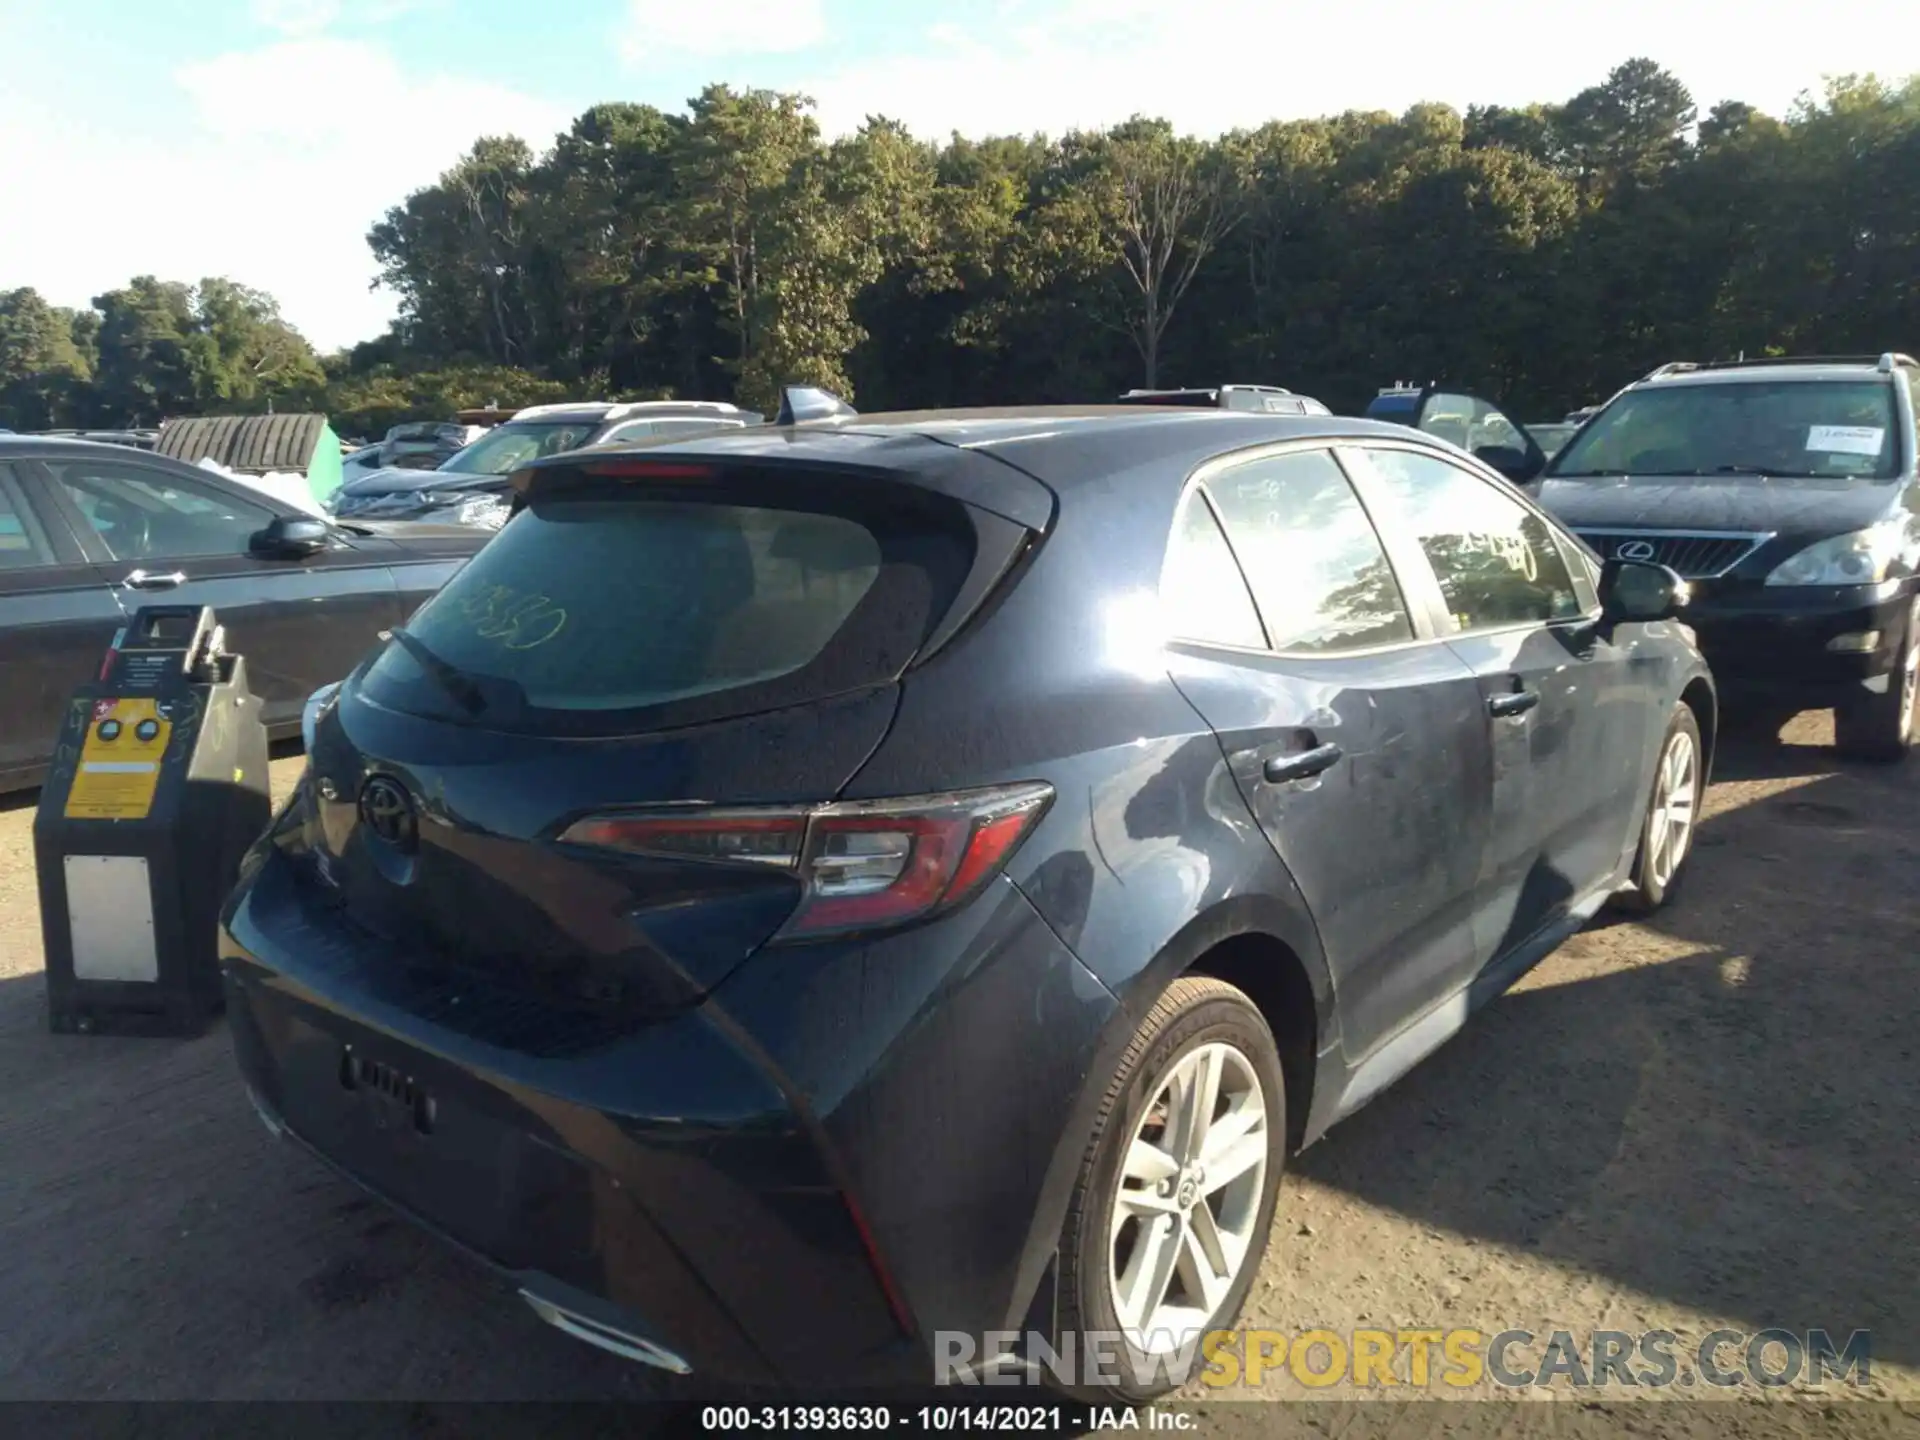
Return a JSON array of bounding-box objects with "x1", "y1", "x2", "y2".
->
[
  {"x1": 358, "y1": 776, "x2": 418, "y2": 852},
  {"x1": 1615, "y1": 539, "x2": 1657, "y2": 562}
]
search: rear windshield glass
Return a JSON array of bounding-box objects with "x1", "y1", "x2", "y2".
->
[
  {"x1": 1551, "y1": 379, "x2": 1901, "y2": 480},
  {"x1": 354, "y1": 478, "x2": 974, "y2": 735}
]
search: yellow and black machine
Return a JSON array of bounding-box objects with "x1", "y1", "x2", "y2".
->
[{"x1": 34, "y1": 605, "x2": 271, "y2": 1036}]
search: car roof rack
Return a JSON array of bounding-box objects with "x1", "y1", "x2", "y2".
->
[
  {"x1": 1647, "y1": 354, "x2": 1918, "y2": 379},
  {"x1": 509, "y1": 399, "x2": 749, "y2": 422},
  {"x1": 1121, "y1": 384, "x2": 1298, "y2": 398}
]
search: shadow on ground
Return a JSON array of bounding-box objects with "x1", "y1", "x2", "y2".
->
[
  {"x1": 1293, "y1": 727, "x2": 1920, "y2": 1367},
  {"x1": 0, "y1": 967, "x2": 671, "y2": 1403}
]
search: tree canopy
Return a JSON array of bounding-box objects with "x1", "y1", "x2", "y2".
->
[{"x1": 5, "y1": 61, "x2": 1917, "y2": 437}]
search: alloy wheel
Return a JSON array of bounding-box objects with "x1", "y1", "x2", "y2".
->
[
  {"x1": 1108, "y1": 1041, "x2": 1269, "y2": 1351},
  {"x1": 1647, "y1": 727, "x2": 1698, "y2": 889}
]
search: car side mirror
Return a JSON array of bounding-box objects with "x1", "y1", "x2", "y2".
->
[
  {"x1": 250, "y1": 515, "x2": 330, "y2": 558},
  {"x1": 1599, "y1": 559, "x2": 1690, "y2": 622},
  {"x1": 1475, "y1": 443, "x2": 1546, "y2": 485}
]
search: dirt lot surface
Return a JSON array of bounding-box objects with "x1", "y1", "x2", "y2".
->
[{"x1": 0, "y1": 717, "x2": 1915, "y2": 1437}]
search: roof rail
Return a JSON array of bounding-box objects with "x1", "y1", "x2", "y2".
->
[
  {"x1": 1643, "y1": 362, "x2": 1699, "y2": 379},
  {"x1": 1880, "y1": 352, "x2": 1919, "y2": 372},
  {"x1": 610, "y1": 399, "x2": 743, "y2": 415},
  {"x1": 1683, "y1": 354, "x2": 1911, "y2": 372},
  {"x1": 508, "y1": 402, "x2": 595, "y2": 420}
]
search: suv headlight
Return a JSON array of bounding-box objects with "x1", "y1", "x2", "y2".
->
[{"x1": 1765, "y1": 521, "x2": 1911, "y2": 587}]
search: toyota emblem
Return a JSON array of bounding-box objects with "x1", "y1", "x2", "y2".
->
[
  {"x1": 358, "y1": 776, "x2": 418, "y2": 852},
  {"x1": 1615, "y1": 539, "x2": 1657, "y2": 562}
]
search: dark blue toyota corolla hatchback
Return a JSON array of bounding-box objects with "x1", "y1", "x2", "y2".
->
[{"x1": 221, "y1": 403, "x2": 1715, "y2": 1400}]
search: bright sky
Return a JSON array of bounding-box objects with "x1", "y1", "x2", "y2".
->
[{"x1": 2, "y1": 0, "x2": 1913, "y2": 353}]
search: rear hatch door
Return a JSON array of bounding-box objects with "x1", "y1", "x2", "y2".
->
[{"x1": 296, "y1": 449, "x2": 1036, "y2": 1024}]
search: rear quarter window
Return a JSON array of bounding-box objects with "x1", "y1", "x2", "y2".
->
[{"x1": 356, "y1": 473, "x2": 977, "y2": 735}]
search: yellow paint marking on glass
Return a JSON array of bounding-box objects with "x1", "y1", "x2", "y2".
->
[
  {"x1": 456, "y1": 583, "x2": 568, "y2": 651},
  {"x1": 65, "y1": 698, "x2": 172, "y2": 820}
]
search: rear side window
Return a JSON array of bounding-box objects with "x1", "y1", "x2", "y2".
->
[
  {"x1": 1161, "y1": 489, "x2": 1267, "y2": 649},
  {"x1": 357, "y1": 476, "x2": 974, "y2": 735}
]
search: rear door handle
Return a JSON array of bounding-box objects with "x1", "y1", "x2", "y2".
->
[
  {"x1": 123, "y1": 569, "x2": 187, "y2": 590},
  {"x1": 1262, "y1": 742, "x2": 1343, "y2": 784},
  {"x1": 1488, "y1": 690, "x2": 1539, "y2": 718}
]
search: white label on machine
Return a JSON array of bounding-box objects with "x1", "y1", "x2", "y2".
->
[{"x1": 65, "y1": 854, "x2": 159, "y2": 982}]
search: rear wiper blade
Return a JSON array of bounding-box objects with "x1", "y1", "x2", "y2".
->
[{"x1": 384, "y1": 628, "x2": 487, "y2": 715}]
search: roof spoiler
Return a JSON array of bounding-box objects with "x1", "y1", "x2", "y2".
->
[{"x1": 775, "y1": 386, "x2": 858, "y2": 426}]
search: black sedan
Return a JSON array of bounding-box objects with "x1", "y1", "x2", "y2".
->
[
  {"x1": 0, "y1": 435, "x2": 486, "y2": 793},
  {"x1": 221, "y1": 402, "x2": 1714, "y2": 1401}
]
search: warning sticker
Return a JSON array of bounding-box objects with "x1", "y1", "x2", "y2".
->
[
  {"x1": 64, "y1": 697, "x2": 172, "y2": 820},
  {"x1": 1807, "y1": 425, "x2": 1885, "y2": 456}
]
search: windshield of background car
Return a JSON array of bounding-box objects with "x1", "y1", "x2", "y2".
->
[
  {"x1": 438, "y1": 420, "x2": 604, "y2": 475},
  {"x1": 1528, "y1": 423, "x2": 1577, "y2": 457},
  {"x1": 354, "y1": 477, "x2": 977, "y2": 736},
  {"x1": 1550, "y1": 380, "x2": 1901, "y2": 481}
]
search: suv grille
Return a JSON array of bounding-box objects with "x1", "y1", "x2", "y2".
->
[{"x1": 1571, "y1": 530, "x2": 1768, "y2": 579}]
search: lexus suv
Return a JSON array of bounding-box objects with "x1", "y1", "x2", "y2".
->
[
  {"x1": 222, "y1": 396, "x2": 1714, "y2": 1400},
  {"x1": 1539, "y1": 353, "x2": 1920, "y2": 759}
]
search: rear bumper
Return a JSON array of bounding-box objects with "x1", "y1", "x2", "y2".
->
[
  {"x1": 1683, "y1": 582, "x2": 1914, "y2": 700},
  {"x1": 220, "y1": 848, "x2": 1116, "y2": 1389}
]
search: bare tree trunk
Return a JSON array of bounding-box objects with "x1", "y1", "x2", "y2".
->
[{"x1": 1108, "y1": 135, "x2": 1240, "y2": 390}]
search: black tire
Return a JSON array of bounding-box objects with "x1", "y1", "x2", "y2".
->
[
  {"x1": 1834, "y1": 599, "x2": 1920, "y2": 762},
  {"x1": 1613, "y1": 702, "x2": 1704, "y2": 915},
  {"x1": 1054, "y1": 976, "x2": 1285, "y2": 1405}
]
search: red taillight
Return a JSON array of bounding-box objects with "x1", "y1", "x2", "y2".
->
[{"x1": 555, "y1": 783, "x2": 1054, "y2": 942}]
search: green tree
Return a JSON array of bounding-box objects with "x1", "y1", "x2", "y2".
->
[
  {"x1": 0, "y1": 287, "x2": 93, "y2": 429},
  {"x1": 89, "y1": 277, "x2": 204, "y2": 425},
  {"x1": 370, "y1": 137, "x2": 541, "y2": 366},
  {"x1": 675, "y1": 85, "x2": 820, "y2": 401},
  {"x1": 189, "y1": 278, "x2": 326, "y2": 409},
  {"x1": 1083, "y1": 119, "x2": 1241, "y2": 387}
]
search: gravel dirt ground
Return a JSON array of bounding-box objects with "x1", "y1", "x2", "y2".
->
[{"x1": 0, "y1": 717, "x2": 1914, "y2": 1438}]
